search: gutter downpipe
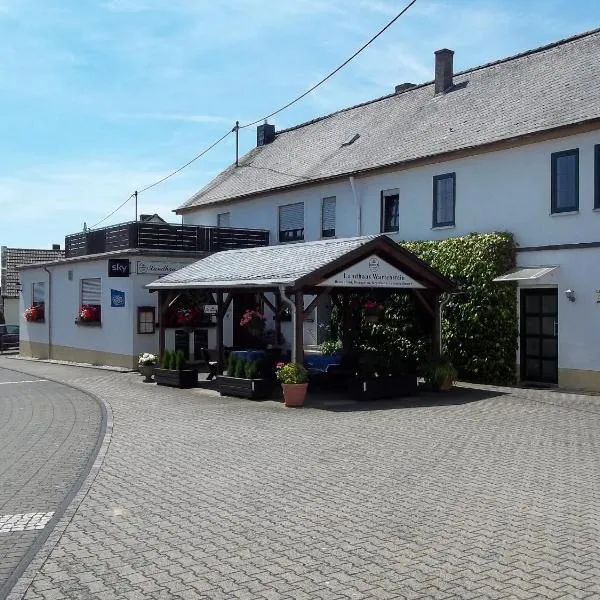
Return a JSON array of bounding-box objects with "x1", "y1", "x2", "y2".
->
[
  {"x1": 279, "y1": 285, "x2": 298, "y2": 362},
  {"x1": 349, "y1": 175, "x2": 361, "y2": 236},
  {"x1": 43, "y1": 266, "x2": 52, "y2": 360}
]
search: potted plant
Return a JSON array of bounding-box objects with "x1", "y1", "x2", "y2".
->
[
  {"x1": 421, "y1": 355, "x2": 458, "y2": 391},
  {"x1": 138, "y1": 352, "x2": 157, "y2": 382},
  {"x1": 218, "y1": 354, "x2": 273, "y2": 400},
  {"x1": 363, "y1": 300, "x2": 385, "y2": 323},
  {"x1": 154, "y1": 350, "x2": 198, "y2": 388},
  {"x1": 240, "y1": 309, "x2": 266, "y2": 338},
  {"x1": 276, "y1": 362, "x2": 309, "y2": 407},
  {"x1": 78, "y1": 304, "x2": 101, "y2": 324},
  {"x1": 24, "y1": 304, "x2": 44, "y2": 322}
]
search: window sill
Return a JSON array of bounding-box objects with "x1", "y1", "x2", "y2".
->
[
  {"x1": 593, "y1": 208, "x2": 600, "y2": 212},
  {"x1": 75, "y1": 320, "x2": 102, "y2": 327},
  {"x1": 550, "y1": 210, "x2": 579, "y2": 216},
  {"x1": 431, "y1": 224, "x2": 456, "y2": 230}
]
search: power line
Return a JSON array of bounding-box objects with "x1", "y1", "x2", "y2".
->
[
  {"x1": 239, "y1": 0, "x2": 418, "y2": 129},
  {"x1": 89, "y1": 0, "x2": 418, "y2": 228},
  {"x1": 90, "y1": 193, "x2": 135, "y2": 229},
  {"x1": 137, "y1": 129, "x2": 232, "y2": 193},
  {"x1": 89, "y1": 129, "x2": 232, "y2": 229}
]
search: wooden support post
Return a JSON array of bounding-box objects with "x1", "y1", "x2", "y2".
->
[
  {"x1": 432, "y1": 294, "x2": 441, "y2": 358},
  {"x1": 293, "y1": 289, "x2": 304, "y2": 365},
  {"x1": 158, "y1": 291, "x2": 166, "y2": 357},
  {"x1": 216, "y1": 291, "x2": 225, "y2": 373},
  {"x1": 275, "y1": 291, "x2": 282, "y2": 346}
]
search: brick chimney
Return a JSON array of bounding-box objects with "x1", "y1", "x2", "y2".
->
[{"x1": 434, "y1": 49, "x2": 454, "y2": 94}]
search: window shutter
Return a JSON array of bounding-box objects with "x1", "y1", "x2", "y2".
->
[
  {"x1": 322, "y1": 197, "x2": 336, "y2": 235},
  {"x1": 279, "y1": 203, "x2": 304, "y2": 231},
  {"x1": 217, "y1": 212, "x2": 230, "y2": 227},
  {"x1": 81, "y1": 278, "x2": 101, "y2": 304},
  {"x1": 32, "y1": 282, "x2": 45, "y2": 304}
]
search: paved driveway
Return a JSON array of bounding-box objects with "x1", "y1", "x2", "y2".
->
[
  {"x1": 1, "y1": 356, "x2": 599, "y2": 600},
  {"x1": 0, "y1": 366, "x2": 103, "y2": 599}
]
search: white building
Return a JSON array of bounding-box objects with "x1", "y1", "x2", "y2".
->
[
  {"x1": 174, "y1": 29, "x2": 600, "y2": 391},
  {"x1": 18, "y1": 222, "x2": 269, "y2": 368}
]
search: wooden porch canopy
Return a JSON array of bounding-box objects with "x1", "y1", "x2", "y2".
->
[{"x1": 146, "y1": 234, "x2": 456, "y2": 365}]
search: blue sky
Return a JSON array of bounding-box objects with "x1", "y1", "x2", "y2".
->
[{"x1": 1, "y1": 0, "x2": 599, "y2": 248}]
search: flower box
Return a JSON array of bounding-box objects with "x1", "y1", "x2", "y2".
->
[
  {"x1": 351, "y1": 374, "x2": 418, "y2": 401},
  {"x1": 154, "y1": 368, "x2": 198, "y2": 389},
  {"x1": 218, "y1": 376, "x2": 274, "y2": 400}
]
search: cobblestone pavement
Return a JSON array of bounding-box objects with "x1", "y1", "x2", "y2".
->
[
  {"x1": 0, "y1": 365, "x2": 103, "y2": 599},
  {"x1": 2, "y1": 356, "x2": 600, "y2": 600}
]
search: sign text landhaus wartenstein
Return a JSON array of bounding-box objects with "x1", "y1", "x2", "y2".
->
[{"x1": 318, "y1": 255, "x2": 425, "y2": 289}]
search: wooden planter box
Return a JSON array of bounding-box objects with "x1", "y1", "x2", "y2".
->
[
  {"x1": 218, "y1": 376, "x2": 273, "y2": 400},
  {"x1": 154, "y1": 368, "x2": 198, "y2": 389},
  {"x1": 352, "y1": 374, "x2": 418, "y2": 401}
]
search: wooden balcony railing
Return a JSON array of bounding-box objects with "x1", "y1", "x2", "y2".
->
[{"x1": 64, "y1": 222, "x2": 270, "y2": 258}]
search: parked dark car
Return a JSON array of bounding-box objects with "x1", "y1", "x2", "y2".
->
[{"x1": 0, "y1": 324, "x2": 19, "y2": 352}]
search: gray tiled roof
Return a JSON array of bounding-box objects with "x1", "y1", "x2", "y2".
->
[
  {"x1": 178, "y1": 29, "x2": 600, "y2": 211},
  {"x1": 1, "y1": 247, "x2": 64, "y2": 297},
  {"x1": 147, "y1": 236, "x2": 378, "y2": 289}
]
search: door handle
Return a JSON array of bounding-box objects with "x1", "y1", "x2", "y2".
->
[{"x1": 553, "y1": 320, "x2": 558, "y2": 337}]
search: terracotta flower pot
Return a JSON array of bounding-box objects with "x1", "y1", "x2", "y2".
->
[{"x1": 282, "y1": 383, "x2": 308, "y2": 408}]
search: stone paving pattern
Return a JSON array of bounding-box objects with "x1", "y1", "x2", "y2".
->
[
  {"x1": 0, "y1": 366, "x2": 102, "y2": 597},
  {"x1": 2, "y1": 357, "x2": 600, "y2": 600}
]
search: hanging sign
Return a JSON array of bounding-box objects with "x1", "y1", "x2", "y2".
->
[
  {"x1": 204, "y1": 305, "x2": 218, "y2": 315},
  {"x1": 136, "y1": 261, "x2": 189, "y2": 275},
  {"x1": 318, "y1": 255, "x2": 425, "y2": 289},
  {"x1": 110, "y1": 289, "x2": 126, "y2": 307},
  {"x1": 108, "y1": 259, "x2": 130, "y2": 277}
]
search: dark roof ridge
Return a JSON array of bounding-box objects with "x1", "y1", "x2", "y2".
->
[{"x1": 275, "y1": 26, "x2": 600, "y2": 138}]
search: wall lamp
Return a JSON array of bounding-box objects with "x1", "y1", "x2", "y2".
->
[{"x1": 564, "y1": 289, "x2": 576, "y2": 303}]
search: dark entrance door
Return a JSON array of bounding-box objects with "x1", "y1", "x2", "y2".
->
[{"x1": 520, "y1": 289, "x2": 558, "y2": 384}]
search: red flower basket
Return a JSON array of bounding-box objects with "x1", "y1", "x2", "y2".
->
[
  {"x1": 24, "y1": 304, "x2": 44, "y2": 322},
  {"x1": 79, "y1": 304, "x2": 101, "y2": 322}
]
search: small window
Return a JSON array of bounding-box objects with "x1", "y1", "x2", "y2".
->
[
  {"x1": 217, "y1": 212, "x2": 231, "y2": 228},
  {"x1": 137, "y1": 306, "x2": 156, "y2": 334},
  {"x1": 433, "y1": 173, "x2": 456, "y2": 227},
  {"x1": 551, "y1": 149, "x2": 579, "y2": 213},
  {"x1": 321, "y1": 197, "x2": 336, "y2": 238},
  {"x1": 380, "y1": 190, "x2": 399, "y2": 233},
  {"x1": 80, "y1": 277, "x2": 102, "y2": 323},
  {"x1": 32, "y1": 282, "x2": 45, "y2": 307},
  {"x1": 595, "y1": 145, "x2": 600, "y2": 209},
  {"x1": 279, "y1": 202, "x2": 304, "y2": 242}
]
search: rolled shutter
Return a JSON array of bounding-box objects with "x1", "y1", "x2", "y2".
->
[
  {"x1": 322, "y1": 197, "x2": 336, "y2": 236},
  {"x1": 279, "y1": 203, "x2": 304, "y2": 231},
  {"x1": 81, "y1": 278, "x2": 101, "y2": 304}
]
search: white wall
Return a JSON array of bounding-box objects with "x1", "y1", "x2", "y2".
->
[
  {"x1": 517, "y1": 247, "x2": 600, "y2": 374},
  {"x1": 183, "y1": 129, "x2": 600, "y2": 248}
]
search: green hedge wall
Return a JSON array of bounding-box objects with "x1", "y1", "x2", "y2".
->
[{"x1": 402, "y1": 232, "x2": 518, "y2": 385}]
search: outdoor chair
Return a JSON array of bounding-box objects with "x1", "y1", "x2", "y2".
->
[{"x1": 202, "y1": 348, "x2": 219, "y2": 380}]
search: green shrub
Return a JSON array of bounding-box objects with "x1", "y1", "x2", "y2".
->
[
  {"x1": 227, "y1": 352, "x2": 236, "y2": 376},
  {"x1": 160, "y1": 350, "x2": 171, "y2": 369},
  {"x1": 319, "y1": 339, "x2": 342, "y2": 356},
  {"x1": 174, "y1": 350, "x2": 186, "y2": 370},
  {"x1": 244, "y1": 360, "x2": 258, "y2": 379},
  {"x1": 276, "y1": 362, "x2": 308, "y2": 384},
  {"x1": 234, "y1": 358, "x2": 246, "y2": 378}
]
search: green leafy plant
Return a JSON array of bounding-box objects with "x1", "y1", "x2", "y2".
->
[
  {"x1": 174, "y1": 350, "x2": 187, "y2": 370},
  {"x1": 160, "y1": 350, "x2": 171, "y2": 369},
  {"x1": 420, "y1": 355, "x2": 458, "y2": 390},
  {"x1": 244, "y1": 360, "x2": 258, "y2": 379},
  {"x1": 318, "y1": 339, "x2": 342, "y2": 356},
  {"x1": 227, "y1": 352, "x2": 237, "y2": 376},
  {"x1": 276, "y1": 362, "x2": 308, "y2": 384},
  {"x1": 234, "y1": 358, "x2": 246, "y2": 378}
]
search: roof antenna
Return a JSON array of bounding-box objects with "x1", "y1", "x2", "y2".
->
[{"x1": 232, "y1": 121, "x2": 240, "y2": 167}]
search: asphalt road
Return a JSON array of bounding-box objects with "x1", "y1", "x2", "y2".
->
[{"x1": 0, "y1": 365, "x2": 103, "y2": 599}]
